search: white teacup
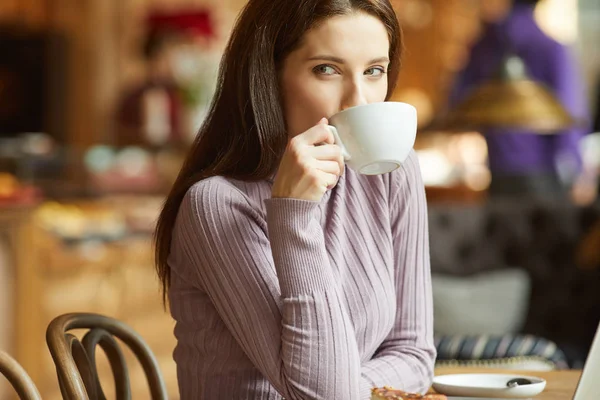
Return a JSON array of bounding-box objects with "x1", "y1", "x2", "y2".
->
[{"x1": 327, "y1": 102, "x2": 417, "y2": 175}]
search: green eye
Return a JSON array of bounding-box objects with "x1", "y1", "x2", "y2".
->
[
  {"x1": 365, "y1": 67, "x2": 386, "y2": 76},
  {"x1": 314, "y1": 65, "x2": 337, "y2": 75}
]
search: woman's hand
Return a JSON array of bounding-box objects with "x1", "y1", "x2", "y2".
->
[{"x1": 272, "y1": 118, "x2": 345, "y2": 201}]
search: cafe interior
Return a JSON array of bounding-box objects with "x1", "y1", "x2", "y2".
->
[{"x1": 1, "y1": 0, "x2": 600, "y2": 398}]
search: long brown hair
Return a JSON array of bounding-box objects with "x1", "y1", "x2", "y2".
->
[{"x1": 154, "y1": 0, "x2": 403, "y2": 303}]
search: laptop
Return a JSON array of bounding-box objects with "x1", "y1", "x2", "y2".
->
[{"x1": 572, "y1": 321, "x2": 600, "y2": 399}]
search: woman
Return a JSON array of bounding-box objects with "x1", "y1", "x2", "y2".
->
[{"x1": 154, "y1": 0, "x2": 436, "y2": 398}]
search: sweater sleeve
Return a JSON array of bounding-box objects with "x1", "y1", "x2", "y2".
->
[
  {"x1": 175, "y1": 180, "x2": 362, "y2": 400},
  {"x1": 359, "y1": 151, "x2": 436, "y2": 397}
]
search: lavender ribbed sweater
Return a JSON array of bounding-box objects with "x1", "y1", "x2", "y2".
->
[{"x1": 168, "y1": 150, "x2": 436, "y2": 400}]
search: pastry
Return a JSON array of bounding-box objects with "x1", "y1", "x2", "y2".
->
[{"x1": 371, "y1": 386, "x2": 447, "y2": 400}]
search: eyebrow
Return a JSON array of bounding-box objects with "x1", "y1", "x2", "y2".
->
[{"x1": 307, "y1": 55, "x2": 390, "y2": 64}]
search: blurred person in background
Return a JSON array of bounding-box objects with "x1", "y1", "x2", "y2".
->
[
  {"x1": 594, "y1": 75, "x2": 600, "y2": 134},
  {"x1": 589, "y1": 75, "x2": 600, "y2": 201},
  {"x1": 115, "y1": 28, "x2": 184, "y2": 147},
  {"x1": 450, "y1": 0, "x2": 591, "y2": 200}
]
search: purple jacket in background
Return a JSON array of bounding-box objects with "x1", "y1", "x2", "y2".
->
[{"x1": 450, "y1": 5, "x2": 590, "y2": 178}]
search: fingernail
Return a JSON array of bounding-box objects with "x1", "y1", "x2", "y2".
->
[{"x1": 319, "y1": 117, "x2": 328, "y2": 124}]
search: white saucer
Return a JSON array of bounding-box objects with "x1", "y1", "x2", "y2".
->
[{"x1": 432, "y1": 373, "x2": 546, "y2": 398}]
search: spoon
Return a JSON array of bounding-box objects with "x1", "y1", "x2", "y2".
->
[{"x1": 506, "y1": 377, "x2": 534, "y2": 388}]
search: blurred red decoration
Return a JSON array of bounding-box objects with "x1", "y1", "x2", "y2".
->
[{"x1": 146, "y1": 9, "x2": 214, "y2": 39}]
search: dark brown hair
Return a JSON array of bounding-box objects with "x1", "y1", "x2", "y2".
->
[{"x1": 154, "y1": 0, "x2": 403, "y2": 303}]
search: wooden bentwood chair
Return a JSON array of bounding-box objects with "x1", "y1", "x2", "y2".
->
[
  {"x1": 0, "y1": 350, "x2": 42, "y2": 400},
  {"x1": 46, "y1": 313, "x2": 168, "y2": 400}
]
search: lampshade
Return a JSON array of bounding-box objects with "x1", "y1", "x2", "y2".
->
[{"x1": 438, "y1": 55, "x2": 577, "y2": 134}]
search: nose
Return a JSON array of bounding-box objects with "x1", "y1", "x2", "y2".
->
[{"x1": 340, "y1": 79, "x2": 368, "y2": 111}]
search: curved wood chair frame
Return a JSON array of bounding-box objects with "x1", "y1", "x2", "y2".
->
[
  {"x1": 0, "y1": 351, "x2": 42, "y2": 400},
  {"x1": 46, "y1": 313, "x2": 168, "y2": 400}
]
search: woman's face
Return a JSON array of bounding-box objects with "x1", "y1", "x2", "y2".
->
[{"x1": 280, "y1": 11, "x2": 391, "y2": 137}]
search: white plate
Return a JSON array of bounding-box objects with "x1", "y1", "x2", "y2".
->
[{"x1": 432, "y1": 373, "x2": 546, "y2": 398}]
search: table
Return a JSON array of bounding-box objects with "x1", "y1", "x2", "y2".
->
[{"x1": 433, "y1": 367, "x2": 582, "y2": 400}]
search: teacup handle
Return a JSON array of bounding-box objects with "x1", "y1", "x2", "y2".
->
[{"x1": 326, "y1": 125, "x2": 351, "y2": 160}]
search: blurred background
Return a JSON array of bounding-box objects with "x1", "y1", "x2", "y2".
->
[{"x1": 0, "y1": 0, "x2": 599, "y2": 399}]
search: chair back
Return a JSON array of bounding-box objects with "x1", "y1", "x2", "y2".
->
[
  {"x1": 0, "y1": 351, "x2": 42, "y2": 400},
  {"x1": 46, "y1": 313, "x2": 168, "y2": 400}
]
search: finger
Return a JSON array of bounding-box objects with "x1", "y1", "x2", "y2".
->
[
  {"x1": 296, "y1": 119, "x2": 334, "y2": 146},
  {"x1": 310, "y1": 144, "x2": 343, "y2": 160},
  {"x1": 310, "y1": 145, "x2": 344, "y2": 175},
  {"x1": 313, "y1": 160, "x2": 342, "y2": 176},
  {"x1": 314, "y1": 170, "x2": 338, "y2": 189}
]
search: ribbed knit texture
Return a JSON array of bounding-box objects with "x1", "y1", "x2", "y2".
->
[{"x1": 168, "y1": 150, "x2": 436, "y2": 399}]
